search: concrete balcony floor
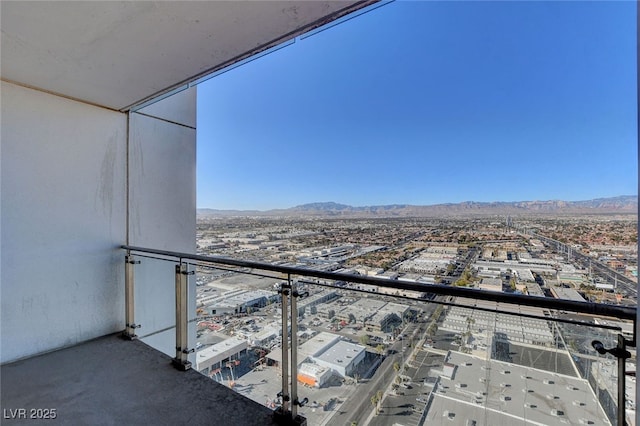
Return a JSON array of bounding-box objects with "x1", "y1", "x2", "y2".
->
[{"x1": 1, "y1": 333, "x2": 278, "y2": 425}]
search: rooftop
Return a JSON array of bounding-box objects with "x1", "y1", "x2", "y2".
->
[
  {"x1": 426, "y1": 351, "x2": 611, "y2": 426},
  {"x1": 314, "y1": 340, "x2": 366, "y2": 367}
]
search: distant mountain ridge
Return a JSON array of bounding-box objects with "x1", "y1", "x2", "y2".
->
[{"x1": 198, "y1": 195, "x2": 637, "y2": 218}]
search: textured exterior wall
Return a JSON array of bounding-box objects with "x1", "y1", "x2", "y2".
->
[
  {"x1": 1, "y1": 82, "x2": 127, "y2": 363},
  {"x1": 1, "y1": 83, "x2": 197, "y2": 364},
  {"x1": 128, "y1": 87, "x2": 197, "y2": 360}
]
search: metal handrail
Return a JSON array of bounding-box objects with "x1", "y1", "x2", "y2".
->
[
  {"x1": 121, "y1": 244, "x2": 636, "y2": 321},
  {"x1": 122, "y1": 243, "x2": 636, "y2": 426}
]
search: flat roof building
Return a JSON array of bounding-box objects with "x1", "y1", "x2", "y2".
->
[
  {"x1": 424, "y1": 351, "x2": 611, "y2": 426},
  {"x1": 297, "y1": 362, "x2": 333, "y2": 388},
  {"x1": 196, "y1": 337, "x2": 248, "y2": 374},
  {"x1": 550, "y1": 286, "x2": 587, "y2": 302},
  {"x1": 205, "y1": 289, "x2": 279, "y2": 315},
  {"x1": 442, "y1": 299, "x2": 554, "y2": 347},
  {"x1": 313, "y1": 340, "x2": 366, "y2": 378},
  {"x1": 479, "y1": 278, "x2": 502, "y2": 292}
]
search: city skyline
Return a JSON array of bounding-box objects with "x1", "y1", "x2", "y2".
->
[{"x1": 196, "y1": 1, "x2": 637, "y2": 210}]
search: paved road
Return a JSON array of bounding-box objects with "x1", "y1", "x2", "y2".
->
[
  {"x1": 369, "y1": 349, "x2": 444, "y2": 426},
  {"x1": 326, "y1": 323, "x2": 421, "y2": 425},
  {"x1": 530, "y1": 232, "x2": 637, "y2": 299}
]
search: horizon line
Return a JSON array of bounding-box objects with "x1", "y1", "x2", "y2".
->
[{"x1": 196, "y1": 194, "x2": 638, "y2": 212}]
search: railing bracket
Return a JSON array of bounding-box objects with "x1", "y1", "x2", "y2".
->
[
  {"x1": 171, "y1": 358, "x2": 192, "y2": 371},
  {"x1": 273, "y1": 408, "x2": 307, "y2": 426}
]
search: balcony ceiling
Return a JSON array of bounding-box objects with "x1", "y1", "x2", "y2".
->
[{"x1": 1, "y1": 1, "x2": 374, "y2": 111}]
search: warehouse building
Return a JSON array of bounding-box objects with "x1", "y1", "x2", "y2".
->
[
  {"x1": 364, "y1": 302, "x2": 410, "y2": 333},
  {"x1": 297, "y1": 362, "x2": 333, "y2": 388},
  {"x1": 441, "y1": 299, "x2": 554, "y2": 347},
  {"x1": 425, "y1": 352, "x2": 610, "y2": 426},
  {"x1": 550, "y1": 286, "x2": 587, "y2": 302},
  {"x1": 336, "y1": 298, "x2": 410, "y2": 332},
  {"x1": 195, "y1": 337, "x2": 248, "y2": 375},
  {"x1": 296, "y1": 290, "x2": 339, "y2": 317},
  {"x1": 267, "y1": 332, "x2": 367, "y2": 387},
  {"x1": 313, "y1": 340, "x2": 366, "y2": 378},
  {"x1": 205, "y1": 289, "x2": 279, "y2": 315},
  {"x1": 335, "y1": 298, "x2": 386, "y2": 324}
]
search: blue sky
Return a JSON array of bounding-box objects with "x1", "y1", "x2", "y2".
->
[{"x1": 197, "y1": 1, "x2": 637, "y2": 210}]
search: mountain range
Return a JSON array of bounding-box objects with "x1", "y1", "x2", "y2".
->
[{"x1": 197, "y1": 196, "x2": 637, "y2": 218}]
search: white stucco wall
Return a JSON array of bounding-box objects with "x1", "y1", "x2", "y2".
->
[
  {"x1": 1, "y1": 82, "x2": 127, "y2": 363},
  {"x1": 129, "y1": 88, "x2": 196, "y2": 253},
  {"x1": 1, "y1": 83, "x2": 198, "y2": 364},
  {"x1": 128, "y1": 87, "x2": 197, "y2": 361}
]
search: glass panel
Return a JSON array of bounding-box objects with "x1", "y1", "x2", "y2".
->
[
  {"x1": 187, "y1": 265, "x2": 630, "y2": 426},
  {"x1": 133, "y1": 255, "x2": 179, "y2": 357},
  {"x1": 418, "y1": 297, "x2": 618, "y2": 426}
]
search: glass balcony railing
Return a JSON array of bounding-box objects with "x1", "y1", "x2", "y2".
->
[{"x1": 121, "y1": 245, "x2": 636, "y2": 426}]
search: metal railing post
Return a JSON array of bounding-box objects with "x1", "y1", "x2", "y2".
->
[
  {"x1": 123, "y1": 254, "x2": 140, "y2": 339},
  {"x1": 592, "y1": 334, "x2": 632, "y2": 426},
  {"x1": 290, "y1": 279, "x2": 299, "y2": 419},
  {"x1": 291, "y1": 281, "x2": 309, "y2": 423},
  {"x1": 280, "y1": 279, "x2": 290, "y2": 414},
  {"x1": 172, "y1": 262, "x2": 193, "y2": 371},
  {"x1": 616, "y1": 334, "x2": 628, "y2": 426},
  {"x1": 274, "y1": 277, "x2": 307, "y2": 425}
]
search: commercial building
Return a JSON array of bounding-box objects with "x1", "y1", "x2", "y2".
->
[
  {"x1": 550, "y1": 286, "x2": 587, "y2": 303},
  {"x1": 398, "y1": 247, "x2": 458, "y2": 274},
  {"x1": 313, "y1": 340, "x2": 366, "y2": 377},
  {"x1": 296, "y1": 290, "x2": 339, "y2": 317},
  {"x1": 336, "y1": 298, "x2": 386, "y2": 324},
  {"x1": 204, "y1": 290, "x2": 279, "y2": 315},
  {"x1": 196, "y1": 337, "x2": 249, "y2": 374},
  {"x1": 335, "y1": 298, "x2": 410, "y2": 332},
  {"x1": 297, "y1": 362, "x2": 333, "y2": 388},
  {"x1": 474, "y1": 260, "x2": 556, "y2": 281},
  {"x1": 442, "y1": 299, "x2": 554, "y2": 347},
  {"x1": 364, "y1": 302, "x2": 410, "y2": 333},
  {"x1": 267, "y1": 332, "x2": 366, "y2": 386},
  {"x1": 425, "y1": 352, "x2": 611, "y2": 426},
  {"x1": 478, "y1": 278, "x2": 502, "y2": 292},
  {"x1": 250, "y1": 324, "x2": 281, "y2": 347}
]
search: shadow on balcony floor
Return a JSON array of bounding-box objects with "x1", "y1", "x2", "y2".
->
[{"x1": 1, "y1": 333, "x2": 278, "y2": 425}]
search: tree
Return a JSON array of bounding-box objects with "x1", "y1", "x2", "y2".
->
[
  {"x1": 509, "y1": 277, "x2": 517, "y2": 291},
  {"x1": 459, "y1": 267, "x2": 473, "y2": 283},
  {"x1": 359, "y1": 334, "x2": 370, "y2": 346},
  {"x1": 371, "y1": 394, "x2": 380, "y2": 415},
  {"x1": 465, "y1": 316, "x2": 475, "y2": 333},
  {"x1": 393, "y1": 362, "x2": 400, "y2": 373},
  {"x1": 454, "y1": 278, "x2": 469, "y2": 287},
  {"x1": 427, "y1": 323, "x2": 437, "y2": 336},
  {"x1": 376, "y1": 344, "x2": 385, "y2": 357}
]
